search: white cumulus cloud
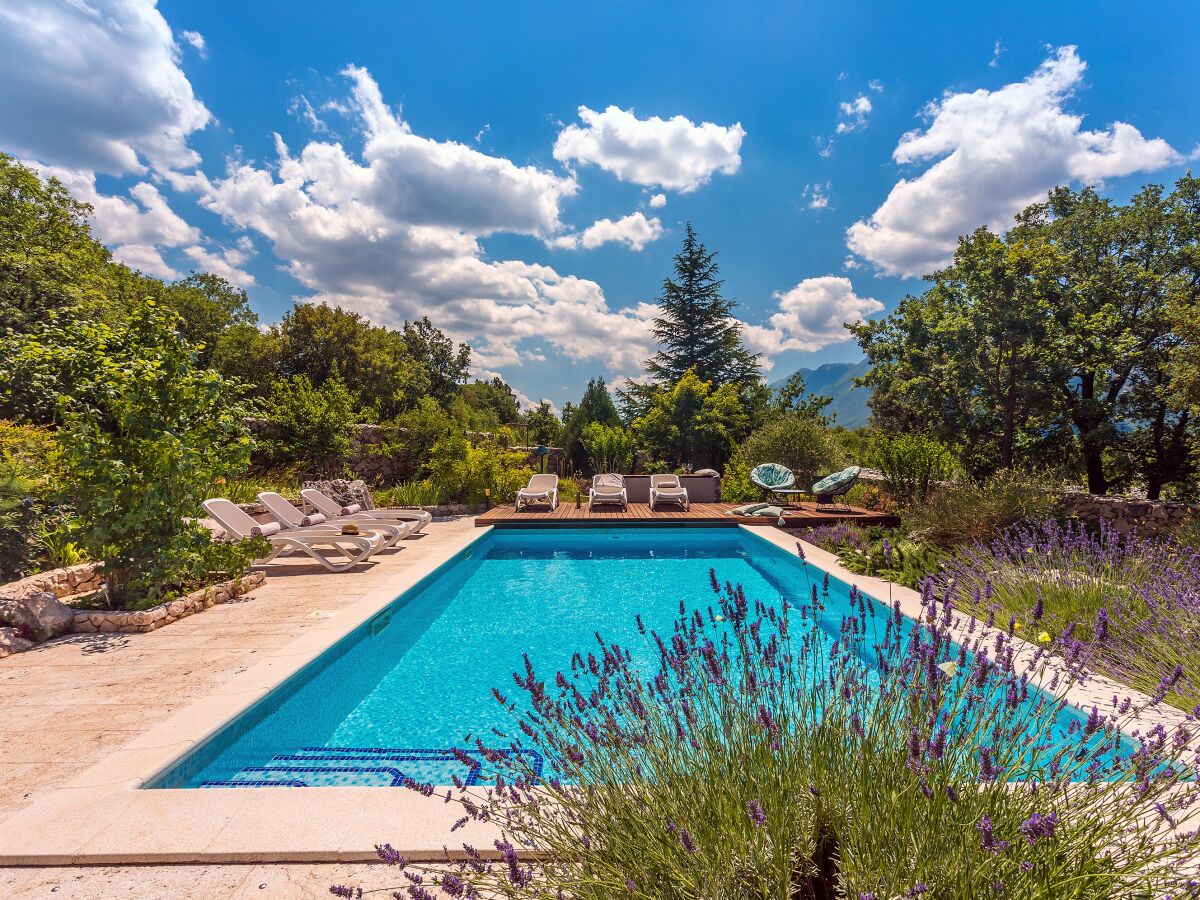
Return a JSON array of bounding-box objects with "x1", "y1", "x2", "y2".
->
[
  {"x1": 740, "y1": 277, "x2": 883, "y2": 363},
  {"x1": 649, "y1": 193, "x2": 667, "y2": 208},
  {"x1": 553, "y1": 105, "x2": 745, "y2": 192},
  {"x1": 0, "y1": 0, "x2": 211, "y2": 175},
  {"x1": 180, "y1": 29, "x2": 206, "y2": 58},
  {"x1": 552, "y1": 212, "x2": 664, "y2": 251},
  {"x1": 185, "y1": 66, "x2": 662, "y2": 374},
  {"x1": 803, "y1": 182, "x2": 831, "y2": 210},
  {"x1": 31, "y1": 164, "x2": 199, "y2": 279},
  {"x1": 836, "y1": 95, "x2": 873, "y2": 134},
  {"x1": 183, "y1": 243, "x2": 257, "y2": 288},
  {"x1": 846, "y1": 46, "x2": 1180, "y2": 277}
]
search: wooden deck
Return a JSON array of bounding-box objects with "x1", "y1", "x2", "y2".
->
[{"x1": 475, "y1": 501, "x2": 899, "y2": 528}]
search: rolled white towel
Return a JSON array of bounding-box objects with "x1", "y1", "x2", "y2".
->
[
  {"x1": 340, "y1": 503, "x2": 363, "y2": 514},
  {"x1": 299, "y1": 512, "x2": 326, "y2": 527},
  {"x1": 249, "y1": 521, "x2": 282, "y2": 537}
]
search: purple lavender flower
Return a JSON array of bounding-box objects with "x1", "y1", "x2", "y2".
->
[
  {"x1": 1020, "y1": 812, "x2": 1058, "y2": 845},
  {"x1": 625, "y1": 876, "x2": 637, "y2": 893},
  {"x1": 978, "y1": 815, "x2": 1010, "y2": 854},
  {"x1": 679, "y1": 827, "x2": 698, "y2": 854},
  {"x1": 747, "y1": 799, "x2": 766, "y2": 827}
]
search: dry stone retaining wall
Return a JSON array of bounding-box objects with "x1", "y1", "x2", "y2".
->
[
  {"x1": 1059, "y1": 492, "x2": 1198, "y2": 536},
  {"x1": 0, "y1": 562, "x2": 103, "y2": 602},
  {"x1": 71, "y1": 571, "x2": 266, "y2": 634}
]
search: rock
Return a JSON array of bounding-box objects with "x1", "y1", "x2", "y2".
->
[
  {"x1": 0, "y1": 626, "x2": 34, "y2": 657},
  {"x1": 0, "y1": 599, "x2": 41, "y2": 639},
  {"x1": 18, "y1": 591, "x2": 75, "y2": 640}
]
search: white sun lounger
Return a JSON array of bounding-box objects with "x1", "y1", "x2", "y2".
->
[
  {"x1": 257, "y1": 492, "x2": 408, "y2": 549},
  {"x1": 301, "y1": 488, "x2": 431, "y2": 534},
  {"x1": 202, "y1": 498, "x2": 382, "y2": 573},
  {"x1": 516, "y1": 473, "x2": 558, "y2": 511},
  {"x1": 649, "y1": 474, "x2": 689, "y2": 511},
  {"x1": 589, "y1": 473, "x2": 627, "y2": 510}
]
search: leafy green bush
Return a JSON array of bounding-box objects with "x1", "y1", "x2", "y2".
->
[
  {"x1": 797, "y1": 522, "x2": 942, "y2": 588},
  {"x1": 741, "y1": 414, "x2": 840, "y2": 486},
  {"x1": 389, "y1": 396, "x2": 454, "y2": 478},
  {"x1": 426, "y1": 434, "x2": 533, "y2": 505},
  {"x1": 579, "y1": 422, "x2": 634, "y2": 474},
  {"x1": 260, "y1": 373, "x2": 355, "y2": 472},
  {"x1": 345, "y1": 576, "x2": 1198, "y2": 897},
  {"x1": 720, "y1": 447, "x2": 758, "y2": 503},
  {"x1": 836, "y1": 530, "x2": 944, "y2": 589},
  {"x1": 873, "y1": 433, "x2": 954, "y2": 507},
  {"x1": 34, "y1": 299, "x2": 256, "y2": 606},
  {"x1": 904, "y1": 469, "x2": 1060, "y2": 550},
  {"x1": 0, "y1": 421, "x2": 60, "y2": 579}
]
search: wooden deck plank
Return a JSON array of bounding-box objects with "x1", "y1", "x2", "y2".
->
[{"x1": 474, "y1": 501, "x2": 899, "y2": 529}]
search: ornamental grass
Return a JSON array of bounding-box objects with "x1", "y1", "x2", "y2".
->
[
  {"x1": 938, "y1": 519, "x2": 1200, "y2": 713},
  {"x1": 336, "y1": 552, "x2": 1200, "y2": 899}
]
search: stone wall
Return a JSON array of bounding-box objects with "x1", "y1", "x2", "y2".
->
[
  {"x1": 0, "y1": 562, "x2": 103, "y2": 602},
  {"x1": 1059, "y1": 492, "x2": 1198, "y2": 536},
  {"x1": 72, "y1": 571, "x2": 266, "y2": 634}
]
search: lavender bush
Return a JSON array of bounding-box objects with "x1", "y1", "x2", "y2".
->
[
  {"x1": 939, "y1": 519, "x2": 1200, "y2": 711},
  {"x1": 336, "y1": 562, "x2": 1200, "y2": 899}
]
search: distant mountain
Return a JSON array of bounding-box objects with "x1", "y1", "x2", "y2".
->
[{"x1": 769, "y1": 359, "x2": 873, "y2": 429}]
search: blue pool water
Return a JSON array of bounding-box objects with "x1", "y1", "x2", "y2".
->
[{"x1": 149, "y1": 526, "x2": 1118, "y2": 789}]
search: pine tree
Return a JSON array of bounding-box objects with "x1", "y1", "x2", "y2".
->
[{"x1": 646, "y1": 223, "x2": 760, "y2": 387}]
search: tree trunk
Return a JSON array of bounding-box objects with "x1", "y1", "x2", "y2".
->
[
  {"x1": 1071, "y1": 372, "x2": 1108, "y2": 494},
  {"x1": 999, "y1": 372, "x2": 1017, "y2": 470}
]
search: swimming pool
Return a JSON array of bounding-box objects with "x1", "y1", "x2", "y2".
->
[{"x1": 148, "y1": 526, "x2": 1116, "y2": 789}]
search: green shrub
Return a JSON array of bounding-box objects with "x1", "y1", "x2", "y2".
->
[
  {"x1": 426, "y1": 434, "x2": 533, "y2": 505},
  {"x1": 579, "y1": 422, "x2": 634, "y2": 474},
  {"x1": 904, "y1": 469, "x2": 1060, "y2": 550},
  {"x1": 389, "y1": 396, "x2": 454, "y2": 478},
  {"x1": 41, "y1": 299, "x2": 256, "y2": 606},
  {"x1": 0, "y1": 421, "x2": 60, "y2": 579},
  {"x1": 835, "y1": 530, "x2": 944, "y2": 589},
  {"x1": 873, "y1": 433, "x2": 954, "y2": 507},
  {"x1": 260, "y1": 373, "x2": 355, "y2": 472},
  {"x1": 720, "y1": 447, "x2": 758, "y2": 503},
  {"x1": 741, "y1": 414, "x2": 840, "y2": 486}
]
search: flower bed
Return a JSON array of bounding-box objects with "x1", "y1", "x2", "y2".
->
[{"x1": 71, "y1": 571, "x2": 265, "y2": 634}]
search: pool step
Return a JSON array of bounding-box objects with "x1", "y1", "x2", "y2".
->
[{"x1": 198, "y1": 745, "x2": 543, "y2": 788}]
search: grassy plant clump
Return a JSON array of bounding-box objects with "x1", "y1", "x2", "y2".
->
[
  {"x1": 372, "y1": 480, "x2": 448, "y2": 509},
  {"x1": 904, "y1": 469, "x2": 1059, "y2": 551},
  {"x1": 340, "y1": 566, "x2": 1200, "y2": 898},
  {"x1": 939, "y1": 519, "x2": 1200, "y2": 711}
]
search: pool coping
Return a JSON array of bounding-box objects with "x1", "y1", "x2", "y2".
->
[{"x1": 0, "y1": 524, "x2": 1189, "y2": 866}]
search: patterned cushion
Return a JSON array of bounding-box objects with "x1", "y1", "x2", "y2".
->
[
  {"x1": 750, "y1": 463, "x2": 795, "y2": 491},
  {"x1": 811, "y1": 466, "x2": 861, "y2": 495}
]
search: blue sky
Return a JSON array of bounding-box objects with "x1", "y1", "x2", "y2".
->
[{"x1": 2, "y1": 1, "x2": 1197, "y2": 408}]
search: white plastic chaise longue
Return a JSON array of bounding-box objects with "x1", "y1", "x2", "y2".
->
[
  {"x1": 202, "y1": 498, "x2": 385, "y2": 573},
  {"x1": 515, "y1": 473, "x2": 559, "y2": 511},
  {"x1": 649, "y1": 474, "x2": 690, "y2": 511},
  {"x1": 589, "y1": 473, "x2": 627, "y2": 510},
  {"x1": 300, "y1": 488, "x2": 431, "y2": 534},
  {"x1": 257, "y1": 492, "x2": 410, "y2": 549}
]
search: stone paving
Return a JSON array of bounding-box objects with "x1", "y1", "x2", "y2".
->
[{"x1": 0, "y1": 518, "x2": 478, "y2": 897}]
